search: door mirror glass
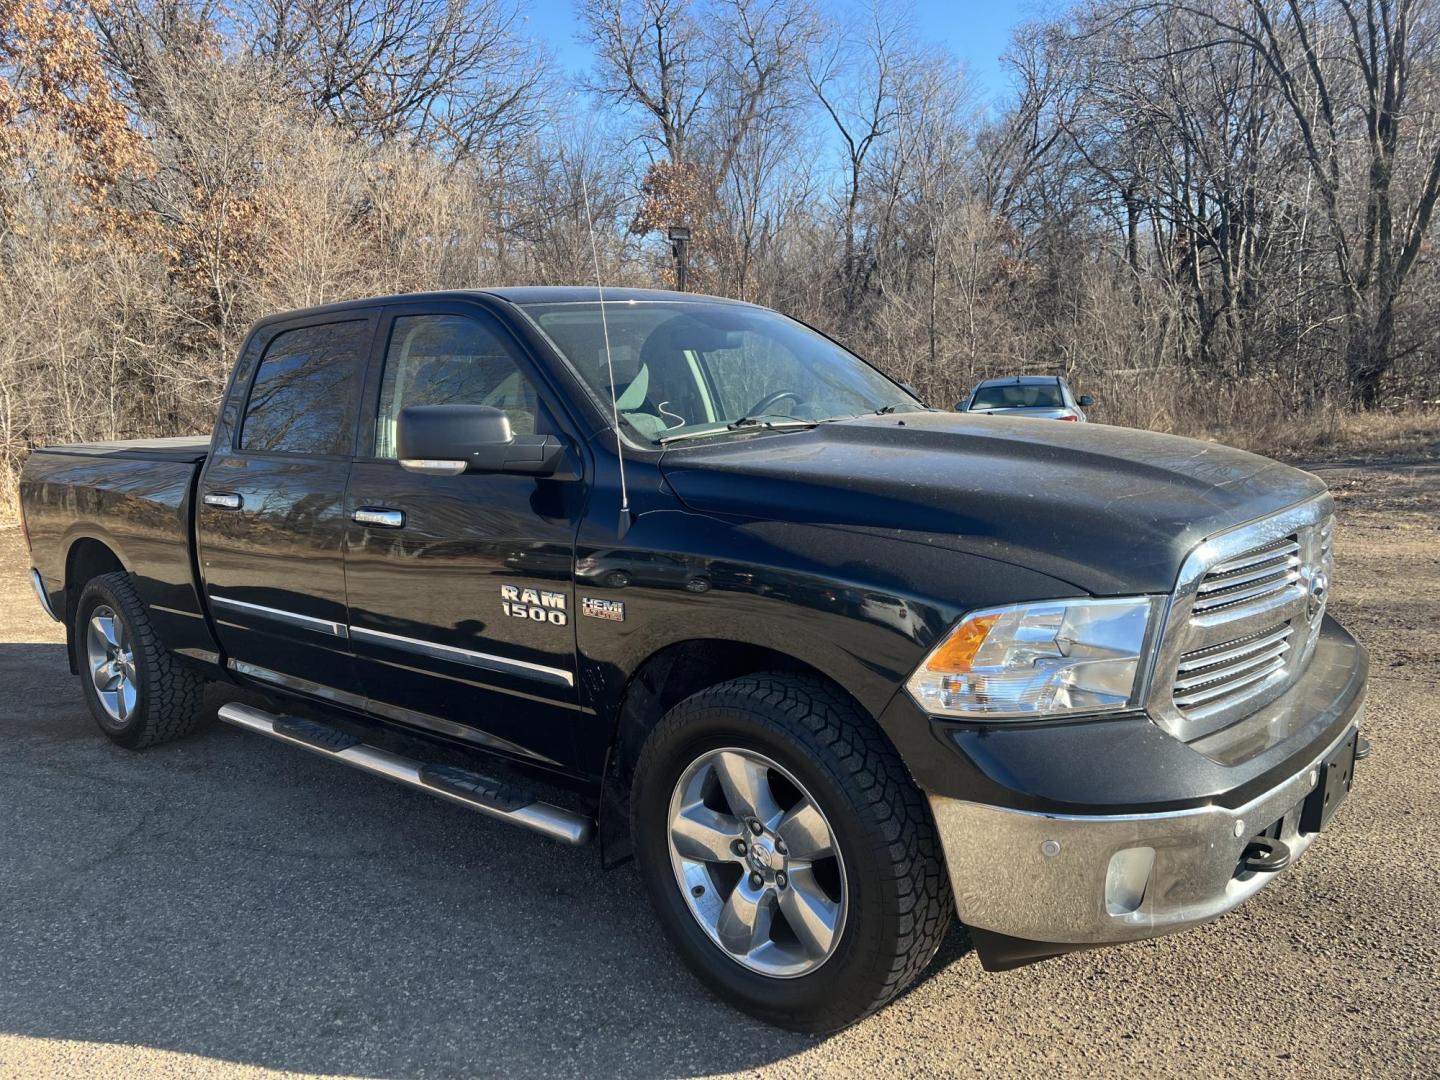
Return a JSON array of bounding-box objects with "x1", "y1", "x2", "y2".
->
[
  {"x1": 397, "y1": 404, "x2": 564, "y2": 477},
  {"x1": 1077, "y1": 394, "x2": 1095, "y2": 407}
]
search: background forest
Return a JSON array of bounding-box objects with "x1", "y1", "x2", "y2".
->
[{"x1": 3, "y1": 0, "x2": 1440, "y2": 506}]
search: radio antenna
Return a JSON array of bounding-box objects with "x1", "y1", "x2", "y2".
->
[{"x1": 579, "y1": 166, "x2": 631, "y2": 536}]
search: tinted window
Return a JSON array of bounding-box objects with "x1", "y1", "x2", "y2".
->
[
  {"x1": 970, "y1": 382, "x2": 1064, "y2": 409},
  {"x1": 241, "y1": 321, "x2": 368, "y2": 454},
  {"x1": 375, "y1": 314, "x2": 540, "y2": 459}
]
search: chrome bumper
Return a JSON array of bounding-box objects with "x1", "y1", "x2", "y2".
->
[
  {"x1": 928, "y1": 718, "x2": 1360, "y2": 946},
  {"x1": 31, "y1": 569, "x2": 60, "y2": 623}
]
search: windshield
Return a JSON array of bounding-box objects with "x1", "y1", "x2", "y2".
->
[
  {"x1": 516, "y1": 300, "x2": 917, "y2": 443},
  {"x1": 969, "y1": 382, "x2": 1064, "y2": 410}
]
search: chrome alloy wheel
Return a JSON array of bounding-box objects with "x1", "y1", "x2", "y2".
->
[
  {"x1": 86, "y1": 605, "x2": 137, "y2": 724},
  {"x1": 667, "y1": 747, "x2": 847, "y2": 978}
]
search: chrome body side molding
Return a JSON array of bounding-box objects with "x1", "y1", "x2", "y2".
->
[
  {"x1": 348, "y1": 625, "x2": 575, "y2": 688},
  {"x1": 210, "y1": 595, "x2": 349, "y2": 639}
]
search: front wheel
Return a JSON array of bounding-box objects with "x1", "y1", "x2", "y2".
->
[{"x1": 632, "y1": 674, "x2": 953, "y2": 1032}]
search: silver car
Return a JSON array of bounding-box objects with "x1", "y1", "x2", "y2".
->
[{"x1": 957, "y1": 375, "x2": 1093, "y2": 421}]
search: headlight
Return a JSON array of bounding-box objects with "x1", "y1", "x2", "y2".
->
[{"x1": 906, "y1": 597, "x2": 1160, "y2": 720}]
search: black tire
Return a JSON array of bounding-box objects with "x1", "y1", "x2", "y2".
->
[
  {"x1": 632, "y1": 673, "x2": 953, "y2": 1032},
  {"x1": 73, "y1": 572, "x2": 207, "y2": 749}
]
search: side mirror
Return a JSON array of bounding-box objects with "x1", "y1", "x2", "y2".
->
[
  {"x1": 954, "y1": 401, "x2": 967, "y2": 412},
  {"x1": 397, "y1": 404, "x2": 565, "y2": 477},
  {"x1": 1077, "y1": 394, "x2": 1095, "y2": 407}
]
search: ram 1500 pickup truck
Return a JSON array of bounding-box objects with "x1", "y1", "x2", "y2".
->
[{"x1": 20, "y1": 288, "x2": 1369, "y2": 1032}]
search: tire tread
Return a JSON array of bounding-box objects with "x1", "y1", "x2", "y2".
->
[
  {"x1": 639, "y1": 672, "x2": 953, "y2": 1030},
  {"x1": 79, "y1": 572, "x2": 206, "y2": 748}
]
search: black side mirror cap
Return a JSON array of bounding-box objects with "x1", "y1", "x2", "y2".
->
[
  {"x1": 397, "y1": 404, "x2": 566, "y2": 477},
  {"x1": 1077, "y1": 394, "x2": 1095, "y2": 407}
]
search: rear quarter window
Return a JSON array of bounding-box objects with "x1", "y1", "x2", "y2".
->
[{"x1": 240, "y1": 320, "x2": 369, "y2": 455}]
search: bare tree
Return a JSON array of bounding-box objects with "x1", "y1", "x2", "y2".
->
[
  {"x1": 1174, "y1": 0, "x2": 1440, "y2": 402},
  {"x1": 243, "y1": 0, "x2": 551, "y2": 155}
]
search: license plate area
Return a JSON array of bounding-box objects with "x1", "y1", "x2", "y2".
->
[{"x1": 1300, "y1": 728, "x2": 1359, "y2": 834}]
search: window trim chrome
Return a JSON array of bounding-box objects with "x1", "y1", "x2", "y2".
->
[{"x1": 1145, "y1": 494, "x2": 1334, "y2": 742}]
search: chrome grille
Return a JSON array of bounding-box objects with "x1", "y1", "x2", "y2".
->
[
  {"x1": 1191, "y1": 538, "x2": 1301, "y2": 617},
  {"x1": 1173, "y1": 623, "x2": 1294, "y2": 712},
  {"x1": 1149, "y1": 498, "x2": 1336, "y2": 741}
]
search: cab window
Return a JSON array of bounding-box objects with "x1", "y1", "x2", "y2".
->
[
  {"x1": 240, "y1": 320, "x2": 369, "y2": 455},
  {"x1": 375, "y1": 314, "x2": 542, "y2": 459}
]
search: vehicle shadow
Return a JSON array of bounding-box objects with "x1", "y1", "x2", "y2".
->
[{"x1": 0, "y1": 640, "x2": 968, "y2": 1078}]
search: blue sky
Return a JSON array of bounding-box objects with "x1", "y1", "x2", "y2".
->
[{"x1": 518, "y1": 1, "x2": 1037, "y2": 107}]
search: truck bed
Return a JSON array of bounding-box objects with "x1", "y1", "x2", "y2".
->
[
  {"x1": 21, "y1": 438, "x2": 220, "y2": 667},
  {"x1": 32, "y1": 436, "x2": 211, "y2": 463}
]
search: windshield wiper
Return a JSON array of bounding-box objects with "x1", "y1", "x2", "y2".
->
[
  {"x1": 873, "y1": 401, "x2": 928, "y2": 415},
  {"x1": 657, "y1": 416, "x2": 818, "y2": 445}
]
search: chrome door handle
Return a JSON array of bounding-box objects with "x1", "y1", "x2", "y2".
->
[
  {"x1": 353, "y1": 507, "x2": 405, "y2": 528},
  {"x1": 203, "y1": 492, "x2": 243, "y2": 510}
]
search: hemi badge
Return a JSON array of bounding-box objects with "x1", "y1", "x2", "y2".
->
[{"x1": 582, "y1": 597, "x2": 625, "y2": 622}]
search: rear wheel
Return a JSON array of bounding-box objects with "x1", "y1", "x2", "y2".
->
[
  {"x1": 632, "y1": 673, "x2": 953, "y2": 1032},
  {"x1": 74, "y1": 572, "x2": 206, "y2": 749}
]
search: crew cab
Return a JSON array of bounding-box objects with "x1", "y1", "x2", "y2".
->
[{"x1": 20, "y1": 288, "x2": 1368, "y2": 1032}]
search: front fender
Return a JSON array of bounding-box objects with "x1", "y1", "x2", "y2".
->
[{"x1": 573, "y1": 508, "x2": 1082, "y2": 769}]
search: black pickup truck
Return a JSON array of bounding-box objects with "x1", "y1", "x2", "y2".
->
[{"x1": 20, "y1": 288, "x2": 1368, "y2": 1031}]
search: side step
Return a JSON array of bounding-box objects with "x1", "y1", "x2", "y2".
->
[{"x1": 217, "y1": 702, "x2": 594, "y2": 846}]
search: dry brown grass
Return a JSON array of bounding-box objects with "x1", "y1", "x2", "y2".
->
[{"x1": 1086, "y1": 371, "x2": 1440, "y2": 464}]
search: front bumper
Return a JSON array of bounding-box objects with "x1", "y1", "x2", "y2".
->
[
  {"x1": 931, "y1": 720, "x2": 1361, "y2": 962},
  {"x1": 919, "y1": 618, "x2": 1368, "y2": 968}
]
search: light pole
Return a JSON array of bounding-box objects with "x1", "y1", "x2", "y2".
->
[{"x1": 667, "y1": 225, "x2": 691, "y2": 292}]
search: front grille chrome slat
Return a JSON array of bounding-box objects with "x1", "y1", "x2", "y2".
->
[
  {"x1": 1173, "y1": 623, "x2": 1294, "y2": 709},
  {"x1": 1192, "y1": 567, "x2": 1302, "y2": 614},
  {"x1": 1173, "y1": 657, "x2": 1287, "y2": 710},
  {"x1": 1175, "y1": 624, "x2": 1293, "y2": 677},
  {"x1": 1173, "y1": 642, "x2": 1291, "y2": 697},
  {"x1": 1206, "y1": 539, "x2": 1300, "y2": 579},
  {"x1": 1195, "y1": 555, "x2": 1301, "y2": 594}
]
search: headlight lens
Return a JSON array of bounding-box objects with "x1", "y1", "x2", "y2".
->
[{"x1": 906, "y1": 597, "x2": 1159, "y2": 719}]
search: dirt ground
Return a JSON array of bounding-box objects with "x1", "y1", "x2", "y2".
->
[{"x1": 0, "y1": 456, "x2": 1437, "y2": 1079}]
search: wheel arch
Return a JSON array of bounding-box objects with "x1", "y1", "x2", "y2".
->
[
  {"x1": 596, "y1": 637, "x2": 909, "y2": 866},
  {"x1": 60, "y1": 535, "x2": 129, "y2": 673}
]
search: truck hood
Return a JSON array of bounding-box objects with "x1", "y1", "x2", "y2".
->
[{"x1": 658, "y1": 412, "x2": 1328, "y2": 595}]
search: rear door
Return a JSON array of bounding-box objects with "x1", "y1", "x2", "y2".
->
[
  {"x1": 342, "y1": 303, "x2": 589, "y2": 771},
  {"x1": 197, "y1": 312, "x2": 376, "y2": 694}
]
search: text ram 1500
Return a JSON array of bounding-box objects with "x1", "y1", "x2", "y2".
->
[{"x1": 20, "y1": 288, "x2": 1368, "y2": 1032}]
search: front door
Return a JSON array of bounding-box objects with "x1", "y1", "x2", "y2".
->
[
  {"x1": 197, "y1": 314, "x2": 374, "y2": 695},
  {"x1": 342, "y1": 305, "x2": 588, "y2": 771}
]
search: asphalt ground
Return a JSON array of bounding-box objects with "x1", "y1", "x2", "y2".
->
[{"x1": 1, "y1": 457, "x2": 1437, "y2": 1078}]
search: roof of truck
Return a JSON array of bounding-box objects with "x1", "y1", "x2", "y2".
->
[
  {"x1": 248, "y1": 287, "x2": 754, "y2": 330},
  {"x1": 485, "y1": 286, "x2": 752, "y2": 306}
]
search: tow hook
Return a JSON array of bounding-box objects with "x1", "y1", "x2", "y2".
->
[{"x1": 1240, "y1": 836, "x2": 1292, "y2": 874}]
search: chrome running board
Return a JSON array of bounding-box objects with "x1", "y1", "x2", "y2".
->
[{"x1": 217, "y1": 702, "x2": 593, "y2": 846}]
